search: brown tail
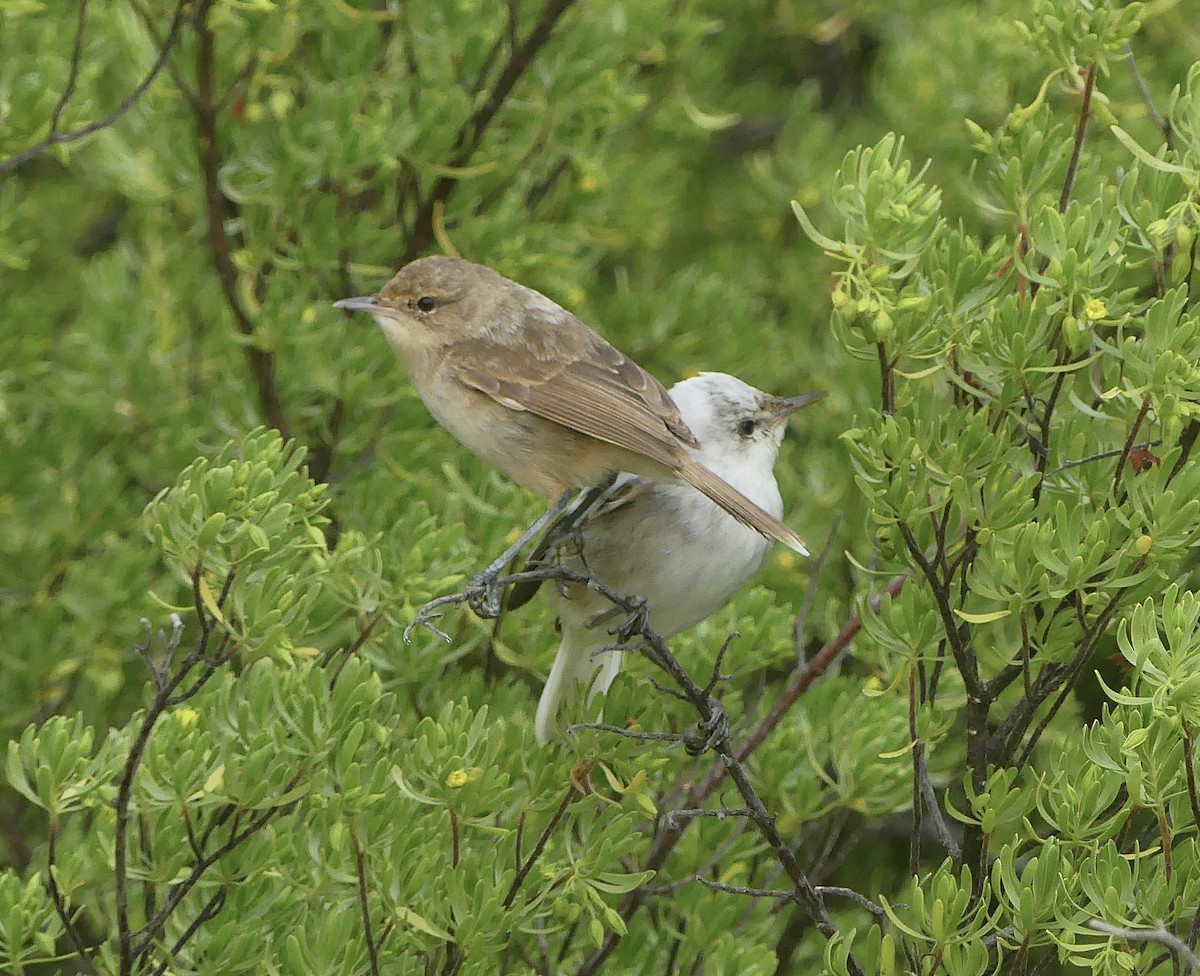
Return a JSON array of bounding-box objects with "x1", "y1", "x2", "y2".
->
[{"x1": 676, "y1": 456, "x2": 810, "y2": 556}]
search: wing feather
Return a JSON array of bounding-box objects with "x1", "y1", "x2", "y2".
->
[{"x1": 448, "y1": 302, "x2": 699, "y2": 460}]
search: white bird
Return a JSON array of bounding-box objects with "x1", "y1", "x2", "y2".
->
[{"x1": 532, "y1": 372, "x2": 824, "y2": 745}]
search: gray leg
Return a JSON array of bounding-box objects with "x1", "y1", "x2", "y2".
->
[{"x1": 467, "y1": 489, "x2": 576, "y2": 619}]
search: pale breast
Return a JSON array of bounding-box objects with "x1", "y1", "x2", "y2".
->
[{"x1": 555, "y1": 481, "x2": 771, "y2": 639}]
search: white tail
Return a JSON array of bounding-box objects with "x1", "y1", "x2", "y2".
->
[{"x1": 535, "y1": 630, "x2": 624, "y2": 745}]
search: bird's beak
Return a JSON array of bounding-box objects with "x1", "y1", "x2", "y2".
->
[
  {"x1": 333, "y1": 296, "x2": 378, "y2": 313},
  {"x1": 772, "y1": 390, "x2": 828, "y2": 420}
]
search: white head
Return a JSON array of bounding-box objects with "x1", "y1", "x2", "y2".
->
[{"x1": 668, "y1": 372, "x2": 825, "y2": 473}]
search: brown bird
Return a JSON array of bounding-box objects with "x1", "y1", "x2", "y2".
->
[{"x1": 335, "y1": 256, "x2": 810, "y2": 613}]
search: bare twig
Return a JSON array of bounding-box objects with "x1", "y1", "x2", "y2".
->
[
  {"x1": 192, "y1": 0, "x2": 290, "y2": 441},
  {"x1": 1109, "y1": 393, "x2": 1153, "y2": 499},
  {"x1": 568, "y1": 722, "x2": 687, "y2": 744},
  {"x1": 50, "y1": 2, "x2": 89, "y2": 137},
  {"x1": 399, "y1": 0, "x2": 579, "y2": 264},
  {"x1": 1089, "y1": 920, "x2": 1200, "y2": 973},
  {"x1": 46, "y1": 823, "x2": 101, "y2": 976},
  {"x1": 1059, "y1": 63, "x2": 1099, "y2": 214},
  {"x1": 814, "y1": 886, "x2": 888, "y2": 919},
  {"x1": 917, "y1": 746, "x2": 962, "y2": 863},
  {"x1": 693, "y1": 877, "x2": 791, "y2": 899},
  {"x1": 794, "y1": 515, "x2": 842, "y2": 663},
  {"x1": 1125, "y1": 45, "x2": 1172, "y2": 147},
  {"x1": 147, "y1": 888, "x2": 227, "y2": 976},
  {"x1": 1047, "y1": 440, "x2": 1162, "y2": 478},
  {"x1": 665, "y1": 808, "x2": 754, "y2": 828},
  {"x1": 0, "y1": 0, "x2": 190, "y2": 174},
  {"x1": 351, "y1": 826, "x2": 382, "y2": 976},
  {"x1": 503, "y1": 786, "x2": 576, "y2": 910}
]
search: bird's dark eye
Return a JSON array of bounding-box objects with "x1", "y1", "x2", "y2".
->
[
  {"x1": 737, "y1": 418, "x2": 757, "y2": 437},
  {"x1": 415, "y1": 295, "x2": 438, "y2": 312}
]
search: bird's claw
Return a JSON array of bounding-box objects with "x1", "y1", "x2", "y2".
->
[
  {"x1": 465, "y1": 569, "x2": 505, "y2": 620},
  {"x1": 404, "y1": 605, "x2": 453, "y2": 644},
  {"x1": 615, "y1": 597, "x2": 650, "y2": 642},
  {"x1": 684, "y1": 698, "x2": 730, "y2": 756}
]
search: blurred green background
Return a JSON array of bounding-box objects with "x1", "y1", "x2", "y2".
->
[{"x1": 2, "y1": 0, "x2": 1198, "y2": 934}]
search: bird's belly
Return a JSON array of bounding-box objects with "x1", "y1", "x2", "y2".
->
[
  {"x1": 416, "y1": 378, "x2": 627, "y2": 499},
  {"x1": 557, "y1": 485, "x2": 770, "y2": 638}
]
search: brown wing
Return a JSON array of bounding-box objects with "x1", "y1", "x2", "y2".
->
[{"x1": 448, "y1": 299, "x2": 700, "y2": 459}]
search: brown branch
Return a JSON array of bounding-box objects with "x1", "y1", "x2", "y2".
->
[
  {"x1": 132, "y1": 776, "x2": 301, "y2": 963},
  {"x1": 503, "y1": 786, "x2": 575, "y2": 909},
  {"x1": 50, "y1": 2, "x2": 89, "y2": 136},
  {"x1": 1012, "y1": 585, "x2": 1129, "y2": 770},
  {"x1": 46, "y1": 821, "x2": 101, "y2": 976},
  {"x1": 897, "y1": 521, "x2": 981, "y2": 697},
  {"x1": 351, "y1": 826, "x2": 382, "y2": 976},
  {"x1": 1110, "y1": 393, "x2": 1153, "y2": 500},
  {"x1": 1182, "y1": 721, "x2": 1200, "y2": 831},
  {"x1": 575, "y1": 573, "x2": 908, "y2": 976},
  {"x1": 116, "y1": 616, "x2": 204, "y2": 976},
  {"x1": 147, "y1": 888, "x2": 226, "y2": 976},
  {"x1": 193, "y1": 0, "x2": 290, "y2": 441},
  {"x1": 0, "y1": 0, "x2": 190, "y2": 174},
  {"x1": 399, "y1": 0, "x2": 579, "y2": 264},
  {"x1": 1125, "y1": 45, "x2": 1172, "y2": 148},
  {"x1": 1059, "y1": 63, "x2": 1099, "y2": 214},
  {"x1": 738, "y1": 573, "x2": 910, "y2": 762},
  {"x1": 876, "y1": 342, "x2": 895, "y2": 414}
]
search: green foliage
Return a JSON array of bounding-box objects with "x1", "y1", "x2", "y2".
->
[{"x1": 3, "y1": 0, "x2": 1200, "y2": 974}]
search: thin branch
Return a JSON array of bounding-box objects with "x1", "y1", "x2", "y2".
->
[
  {"x1": 813, "y1": 886, "x2": 888, "y2": 919},
  {"x1": 46, "y1": 823, "x2": 101, "y2": 976},
  {"x1": 127, "y1": 0, "x2": 197, "y2": 108},
  {"x1": 350, "y1": 826, "x2": 382, "y2": 976},
  {"x1": 897, "y1": 521, "x2": 981, "y2": 697},
  {"x1": 1167, "y1": 421, "x2": 1200, "y2": 488},
  {"x1": 1059, "y1": 63, "x2": 1099, "y2": 214},
  {"x1": 665, "y1": 808, "x2": 755, "y2": 828},
  {"x1": 1089, "y1": 920, "x2": 1200, "y2": 973},
  {"x1": 1182, "y1": 722, "x2": 1200, "y2": 831},
  {"x1": 50, "y1": 2, "x2": 89, "y2": 136},
  {"x1": 147, "y1": 888, "x2": 226, "y2": 976},
  {"x1": 503, "y1": 786, "x2": 575, "y2": 910},
  {"x1": 116, "y1": 630, "x2": 211, "y2": 976},
  {"x1": 569, "y1": 722, "x2": 686, "y2": 744},
  {"x1": 1125, "y1": 45, "x2": 1172, "y2": 147},
  {"x1": 1013, "y1": 585, "x2": 1128, "y2": 769},
  {"x1": 0, "y1": 0, "x2": 190, "y2": 174},
  {"x1": 131, "y1": 770, "x2": 304, "y2": 960},
  {"x1": 737, "y1": 572, "x2": 910, "y2": 763},
  {"x1": 1047, "y1": 440, "x2": 1162, "y2": 478},
  {"x1": 917, "y1": 747, "x2": 962, "y2": 862},
  {"x1": 793, "y1": 515, "x2": 842, "y2": 664},
  {"x1": 1110, "y1": 393, "x2": 1153, "y2": 499},
  {"x1": 876, "y1": 343, "x2": 895, "y2": 415},
  {"x1": 399, "y1": 0, "x2": 579, "y2": 264},
  {"x1": 192, "y1": 0, "x2": 290, "y2": 440},
  {"x1": 693, "y1": 877, "x2": 790, "y2": 899}
]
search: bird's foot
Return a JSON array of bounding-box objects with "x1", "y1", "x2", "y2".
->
[
  {"x1": 403, "y1": 566, "x2": 516, "y2": 644},
  {"x1": 684, "y1": 698, "x2": 730, "y2": 756},
  {"x1": 465, "y1": 566, "x2": 506, "y2": 620},
  {"x1": 615, "y1": 597, "x2": 650, "y2": 643},
  {"x1": 404, "y1": 593, "x2": 462, "y2": 644}
]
